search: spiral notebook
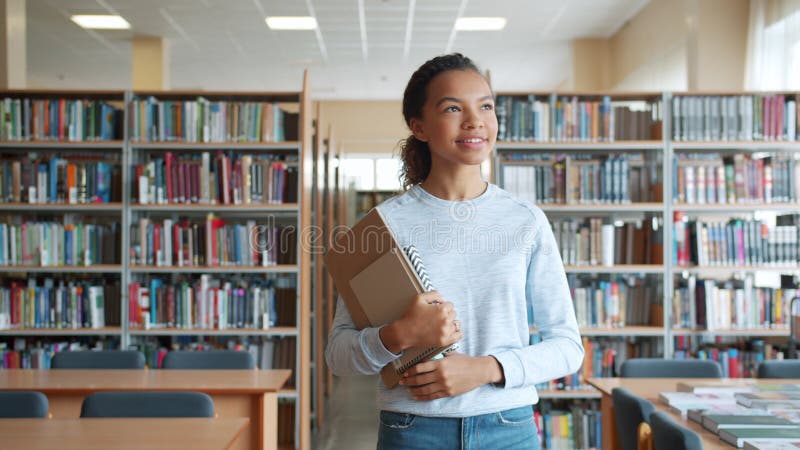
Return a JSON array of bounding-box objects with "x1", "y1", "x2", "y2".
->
[{"x1": 323, "y1": 207, "x2": 453, "y2": 388}]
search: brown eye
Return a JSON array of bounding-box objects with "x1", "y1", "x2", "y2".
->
[{"x1": 445, "y1": 105, "x2": 460, "y2": 112}]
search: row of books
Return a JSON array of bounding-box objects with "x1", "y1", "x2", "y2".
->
[
  {"x1": 0, "y1": 221, "x2": 119, "y2": 266},
  {"x1": 674, "y1": 153, "x2": 800, "y2": 205},
  {"x1": 529, "y1": 335, "x2": 663, "y2": 391},
  {"x1": 0, "y1": 158, "x2": 122, "y2": 204},
  {"x1": 535, "y1": 405, "x2": 602, "y2": 450},
  {"x1": 130, "y1": 217, "x2": 296, "y2": 267},
  {"x1": 672, "y1": 95, "x2": 799, "y2": 142},
  {"x1": 495, "y1": 94, "x2": 659, "y2": 142},
  {"x1": 673, "y1": 214, "x2": 800, "y2": 267},
  {"x1": 672, "y1": 276, "x2": 798, "y2": 330},
  {"x1": 501, "y1": 153, "x2": 655, "y2": 204},
  {"x1": 568, "y1": 274, "x2": 661, "y2": 328},
  {"x1": 673, "y1": 335, "x2": 786, "y2": 363},
  {"x1": 128, "y1": 275, "x2": 296, "y2": 330},
  {"x1": 133, "y1": 152, "x2": 298, "y2": 205},
  {"x1": 552, "y1": 218, "x2": 663, "y2": 266},
  {"x1": 0, "y1": 98, "x2": 122, "y2": 141},
  {"x1": 0, "y1": 338, "x2": 117, "y2": 369},
  {"x1": 129, "y1": 98, "x2": 297, "y2": 143},
  {"x1": 0, "y1": 279, "x2": 120, "y2": 330}
]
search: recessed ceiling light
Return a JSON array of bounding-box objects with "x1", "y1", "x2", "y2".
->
[
  {"x1": 265, "y1": 16, "x2": 318, "y2": 30},
  {"x1": 70, "y1": 15, "x2": 130, "y2": 30},
  {"x1": 454, "y1": 17, "x2": 507, "y2": 31}
]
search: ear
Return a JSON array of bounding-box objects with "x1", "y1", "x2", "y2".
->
[{"x1": 409, "y1": 117, "x2": 428, "y2": 143}]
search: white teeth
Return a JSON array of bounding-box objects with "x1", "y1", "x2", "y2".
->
[{"x1": 459, "y1": 138, "x2": 483, "y2": 143}]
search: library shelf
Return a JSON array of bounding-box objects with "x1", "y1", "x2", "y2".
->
[
  {"x1": 672, "y1": 141, "x2": 800, "y2": 151},
  {"x1": 0, "y1": 203, "x2": 123, "y2": 212},
  {"x1": 530, "y1": 326, "x2": 666, "y2": 337},
  {"x1": 673, "y1": 203, "x2": 800, "y2": 213},
  {"x1": 563, "y1": 265, "x2": 665, "y2": 274},
  {"x1": 671, "y1": 328, "x2": 790, "y2": 337},
  {"x1": 128, "y1": 327, "x2": 299, "y2": 337},
  {"x1": 0, "y1": 265, "x2": 122, "y2": 273},
  {"x1": 0, "y1": 140, "x2": 124, "y2": 149},
  {"x1": 538, "y1": 203, "x2": 665, "y2": 213},
  {"x1": 129, "y1": 265, "x2": 299, "y2": 274},
  {"x1": 677, "y1": 266, "x2": 800, "y2": 275},
  {"x1": 538, "y1": 389, "x2": 601, "y2": 400},
  {"x1": 130, "y1": 141, "x2": 301, "y2": 151},
  {"x1": 496, "y1": 140, "x2": 663, "y2": 150},
  {"x1": 0, "y1": 327, "x2": 123, "y2": 336},
  {"x1": 130, "y1": 203, "x2": 299, "y2": 213}
]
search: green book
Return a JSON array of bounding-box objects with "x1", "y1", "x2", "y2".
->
[
  {"x1": 720, "y1": 427, "x2": 800, "y2": 448},
  {"x1": 703, "y1": 414, "x2": 797, "y2": 434}
]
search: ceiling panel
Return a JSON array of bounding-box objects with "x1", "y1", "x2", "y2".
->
[{"x1": 25, "y1": 0, "x2": 650, "y2": 98}]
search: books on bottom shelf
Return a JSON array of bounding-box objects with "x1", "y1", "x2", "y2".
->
[
  {"x1": 1, "y1": 338, "x2": 118, "y2": 368},
  {"x1": 535, "y1": 404, "x2": 602, "y2": 450}
]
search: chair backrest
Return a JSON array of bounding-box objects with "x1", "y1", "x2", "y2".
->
[
  {"x1": 0, "y1": 392, "x2": 49, "y2": 418},
  {"x1": 161, "y1": 350, "x2": 255, "y2": 369},
  {"x1": 51, "y1": 350, "x2": 145, "y2": 369},
  {"x1": 612, "y1": 387, "x2": 656, "y2": 450},
  {"x1": 757, "y1": 360, "x2": 800, "y2": 378},
  {"x1": 80, "y1": 391, "x2": 214, "y2": 418},
  {"x1": 620, "y1": 358, "x2": 722, "y2": 378},
  {"x1": 649, "y1": 411, "x2": 703, "y2": 450}
]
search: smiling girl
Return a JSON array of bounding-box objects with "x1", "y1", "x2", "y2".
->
[{"x1": 325, "y1": 53, "x2": 584, "y2": 449}]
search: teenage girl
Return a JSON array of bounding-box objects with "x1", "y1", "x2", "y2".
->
[{"x1": 325, "y1": 53, "x2": 584, "y2": 450}]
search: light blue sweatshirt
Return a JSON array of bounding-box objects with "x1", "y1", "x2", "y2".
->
[{"x1": 325, "y1": 183, "x2": 584, "y2": 417}]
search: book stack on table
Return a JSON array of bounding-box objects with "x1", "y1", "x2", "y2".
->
[{"x1": 659, "y1": 383, "x2": 800, "y2": 448}]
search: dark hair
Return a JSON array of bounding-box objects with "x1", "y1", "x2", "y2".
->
[{"x1": 398, "y1": 53, "x2": 485, "y2": 190}]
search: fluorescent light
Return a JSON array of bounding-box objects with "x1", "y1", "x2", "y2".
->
[
  {"x1": 265, "y1": 16, "x2": 318, "y2": 30},
  {"x1": 70, "y1": 15, "x2": 130, "y2": 30},
  {"x1": 454, "y1": 17, "x2": 507, "y2": 31}
]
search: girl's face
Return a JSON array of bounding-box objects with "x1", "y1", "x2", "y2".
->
[{"x1": 410, "y1": 69, "x2": 497, "y2": 170}]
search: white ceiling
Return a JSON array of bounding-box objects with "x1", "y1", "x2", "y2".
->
[{"x1": 26, "y1": 0, "x2": 650, "y2": 99}]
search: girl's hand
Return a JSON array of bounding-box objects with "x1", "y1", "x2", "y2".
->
[
  {"x1": 381, "y1": 291, "x2": 462, "y2": 353},
  {"x1": 398, "y1": 353, "x2": 504, "y2": 400}
]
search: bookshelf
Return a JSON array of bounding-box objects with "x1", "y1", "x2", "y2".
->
[
  {"x1": 493, "y1": 90, "x2": 800, "y2": 416},
  {"x1": 0, "y1": 79, "x2": 313, "y2": 449},
  {"x1": 0, "y1": 89, "x2": 126, "y2": 348}
]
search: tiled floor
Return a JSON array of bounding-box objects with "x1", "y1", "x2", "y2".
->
[{"x1": 313, "y1": 375, "x2": 379, "y2": 450}]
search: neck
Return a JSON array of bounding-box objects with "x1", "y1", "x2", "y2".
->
[{"x1": 421, "y1": 161, "x2": 486, "y2": 201}]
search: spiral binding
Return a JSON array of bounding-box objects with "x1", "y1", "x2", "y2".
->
[{"x1": 392, "y1": 245, "x2": 457, "y2": 375}]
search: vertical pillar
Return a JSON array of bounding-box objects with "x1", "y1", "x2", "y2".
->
[
  {"x1": 0, "y1": 0, "x2": 26, "y2": 89},
  {"x1": 132, "y1": 36, "x2": 169, "y2": 90},
  {"x1": 571, "y1": 38, "x2": 611, "y2": 91}
]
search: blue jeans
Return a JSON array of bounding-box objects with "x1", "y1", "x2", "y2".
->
[{"x1": 377, "y1": 405, "x2": 541, "y2": 450}]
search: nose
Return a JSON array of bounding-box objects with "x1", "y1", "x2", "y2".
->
[{"x1": 461, "y1": 109, "x2": 484, "y2": 130}]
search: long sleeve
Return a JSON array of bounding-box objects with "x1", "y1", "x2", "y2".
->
[
  {"x1": 324, "y1": 296, "x2": 402, "y2": 376},
  {"x1": 490, "y1": 211, "x2": 585, "y2": 389}
]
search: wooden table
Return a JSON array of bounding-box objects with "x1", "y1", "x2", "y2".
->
[
  {"x1": 0, "y1": 418, "x2": 249, "y2": 450},
  {"x1": 0, "y1": 370, "x2": 291, "y2": 450},
  {"x1": 588, "y1": 377, "x2": 800, "y2": 450}
]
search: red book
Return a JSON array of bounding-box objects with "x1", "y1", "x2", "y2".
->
[
  {"x1": 164, "y1": 152, "x2": 174, "y2": 204},
  {"x1": 58, "y1": 99, "x2": 66, "y2": 140},
  {"x1": 128, "y1": 283, "x2": 140, "y2": 327}
]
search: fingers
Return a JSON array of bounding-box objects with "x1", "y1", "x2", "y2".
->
[
  {"x1": 401, "y1": 371, "x2": 438, "y2": 388},
  {"x1": 405, "y1": 360, "x2": 437, "y2": 377}
]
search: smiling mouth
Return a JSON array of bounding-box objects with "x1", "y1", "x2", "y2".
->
[{"x1": 455, "y1": 138, "x2": 486, "y2": 143}]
